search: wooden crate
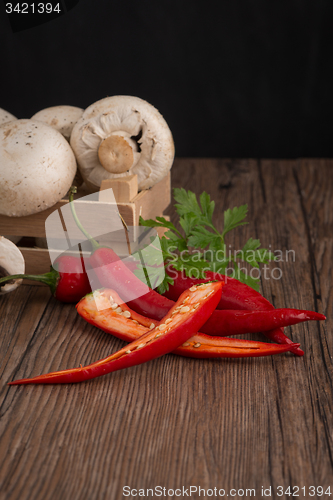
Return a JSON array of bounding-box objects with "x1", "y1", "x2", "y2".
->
[{"x1": 0, "y1": 173, "x2": 171, "y2": 278}]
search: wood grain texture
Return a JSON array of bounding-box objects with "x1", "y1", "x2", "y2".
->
[
  {"x1": 0, "y1": 159, "x2": 332, "y2": 500},
  {"x1": 99, "y1": 175, "x2": 139, "y2": 203}
]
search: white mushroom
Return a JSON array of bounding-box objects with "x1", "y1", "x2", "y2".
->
[
  {"x1": 0, "y1": 119, "x2": 77, "y2": 217},
  {"x1": 0, "y1": 107, "x2": 17, "y2": 126},
  {"x1": 70, "y1": 95, "x2": 175, "y2": 191},
  {"x1": 0, "y1": 236, "x2": 25, "y2": 294},
  {"x1": 31, "y1": 105, "x2": 84, "y2": 141}
]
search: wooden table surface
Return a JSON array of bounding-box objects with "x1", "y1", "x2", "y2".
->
[{"x1": 0, "y1": 159, "x2": 332, "y2": 500}]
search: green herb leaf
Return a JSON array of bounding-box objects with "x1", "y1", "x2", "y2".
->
[
  {"x1": 139, "y1": 215, "x2": 181, "y2": 236},
  {"x1": 199, "y1": 191, "x2": 215, "y2": 224},
  {"x1": 173, "y1": 188, "x2": 202, "y2": 217},
  {"x1": 222, "y1": 205, "x2": 249, "y2": 238},
  {"x1": 139, "y1": 190, "x2": 276, "y2": 293},
  {"x1": 156, "y1": 273, "x2": 174, "y2": 294},
  {"x1": 171, "y1": 252, "x2": 209, "y2": 279},
  {"x1": 179, "y1": 213, "x2": 201, "y2": 238},
  {"x1": 187, "y1": 226, "x2": 222, "y2": 250}
]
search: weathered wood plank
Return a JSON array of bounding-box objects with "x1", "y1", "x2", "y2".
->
[{"x1": 253, "y1": 159, "x2": 333, "y2": 491}]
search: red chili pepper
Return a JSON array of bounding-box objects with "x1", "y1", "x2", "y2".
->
[
  {"x1": 163, "y1": 268, "x2": 308, "y2": 356},
  {"x1": 8, "y1": 281, "x2": 223, "y2": 385},
  {"x1": 0, "y1": 255, "x2": 92, "y2": 303},
  {"x1": 200, "y1": 308, "x2": 325, "y2": 335},
  {"x1": 89, "y1": 246, "x2": 172, "y2": 318},
  {"x1": 76, "y1": 288, "x2": 301, "y2": 359}
]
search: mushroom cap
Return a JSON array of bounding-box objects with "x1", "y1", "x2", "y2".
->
[
  {"x1": 0, "y1": 119, "x2": 77, "y2": 217},
  {"x1": 31, "y1": 105, "x2": 84, "y2": 141},
  {"x1": 70, "y1": 95, "x2": 175, "y2": 191},
  {"x1": 0, "y1": 108, "x2": 17, "y2": 126},
  {"x1": 0, "y1": 236, "x2": 25, "y2": 294}
]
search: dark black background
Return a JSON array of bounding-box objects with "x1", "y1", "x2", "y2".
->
[{"x1": 1, "y1": 0, "x2": 333, "y2": 157}]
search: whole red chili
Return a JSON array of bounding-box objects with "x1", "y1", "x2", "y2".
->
[
  {"x1": 0, "y1": 255, "x2": 92, "y2": 303},
  {"x1": 8, "y1": 281, "x2": 223, "y2": 385},
  {"x1": 164, "y1": 268, "x2": 276, "y2": 311},
  {"x1": 76, "y1": 288, "x2": 301, "y2": 359}
]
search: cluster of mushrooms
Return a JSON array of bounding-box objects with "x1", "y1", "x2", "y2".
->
[{"x1": 0, "y1": 96, "x2": 175, "y2": 293}]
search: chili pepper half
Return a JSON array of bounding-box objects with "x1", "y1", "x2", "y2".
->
[
  {"x1": 76, "y1": 288, "x2": 301, "y2": 358},
  {"x1": 0, "y1": 255, "x2": 92, "y2": 303},
  {"x1": 8, "y1": 281, "x2": 223, "y2": 385}
]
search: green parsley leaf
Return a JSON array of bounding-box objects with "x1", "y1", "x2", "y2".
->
[
  {"x1": 179, "y1": 213, "x2": 201, "y2": 238},
  {"x1": 199, "y1": 192, "x2": 215, "y2": 224},
  {"x1": 173, "y1": 188, "x2": 202, "y2": 217},
  {"x1": 222, "y1": 205, "x2": 249, "y2": 238},
  {"x1": 187, "y1": 226, "x2": 222, "y2": 251},
  {"x1": 138, "y1": 190, "x2": 277, "y2": 293},
  {"x1": 139, "y1": 215, "x2": 182, "y2": 236}
]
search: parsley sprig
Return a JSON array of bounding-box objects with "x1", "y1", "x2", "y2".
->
[{"x1": 137, "y1": 188, "x2": 275, "y2": 294}]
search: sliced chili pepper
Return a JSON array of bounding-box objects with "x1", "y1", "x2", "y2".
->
[
  {"x1": 76, "y1": 288, "x2": 301, "y2": 358},
  {"x1": 177, "y1": 335, "x2": 300, "y2": 358},
  {"x1": 8, "y1": 281, "x2": 223, "y2": 385},
  {"x1": 0, "y1": 255, "x2": 92, "y2": 303}
]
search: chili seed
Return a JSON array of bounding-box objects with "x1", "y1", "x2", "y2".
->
[
  {"x1": 159, "y1": 324, "x2": 167, "y2": 330},
  {"x1": 165, "y1": 318, "x2": 172, "y2": 324},
  {"x1": 137, "y1": 343, "x2": 146, "y2": 349},
  {"x1": 149, "y1": 323, "x2": 155, "y2": 329},
  {"x1": 189, "y1": 286, "x2": 197, "y2": 292},
  {"x1": 115, "y1": 307, "x2": 123, "y2": 314},
  {"x1": 125, "y1": 350, "x2": 131, "y2": 354},
  {"x1": 132, "y1": 320, "x2": 139, "y2": 324},
  {"x1": 123, "y1": 310, "x2": 131, "y2": 318},
  {"x1": 193, "y1": 343, "x2": 201, "y2": 348},
  {"x1": 111, "y1": 303, "x2": 118, "y2": 310},
  {"x1": 182, "y1": 342, "x2": 190, "y2": 347},
  {"x1": 180, "y1": 306, "x2": 190, "y2": 313},
  {"x1": 155, "y1": 333, "x2": 162, "y2": 338}
]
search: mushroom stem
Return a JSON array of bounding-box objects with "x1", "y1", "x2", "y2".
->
[{"x1": 98, "y1": 134, "x2": 138, "y2": 174}]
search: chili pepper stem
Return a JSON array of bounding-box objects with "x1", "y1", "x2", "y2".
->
[{"x1": 0, "y1": 268, "x2": 59, "y2": 295}]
